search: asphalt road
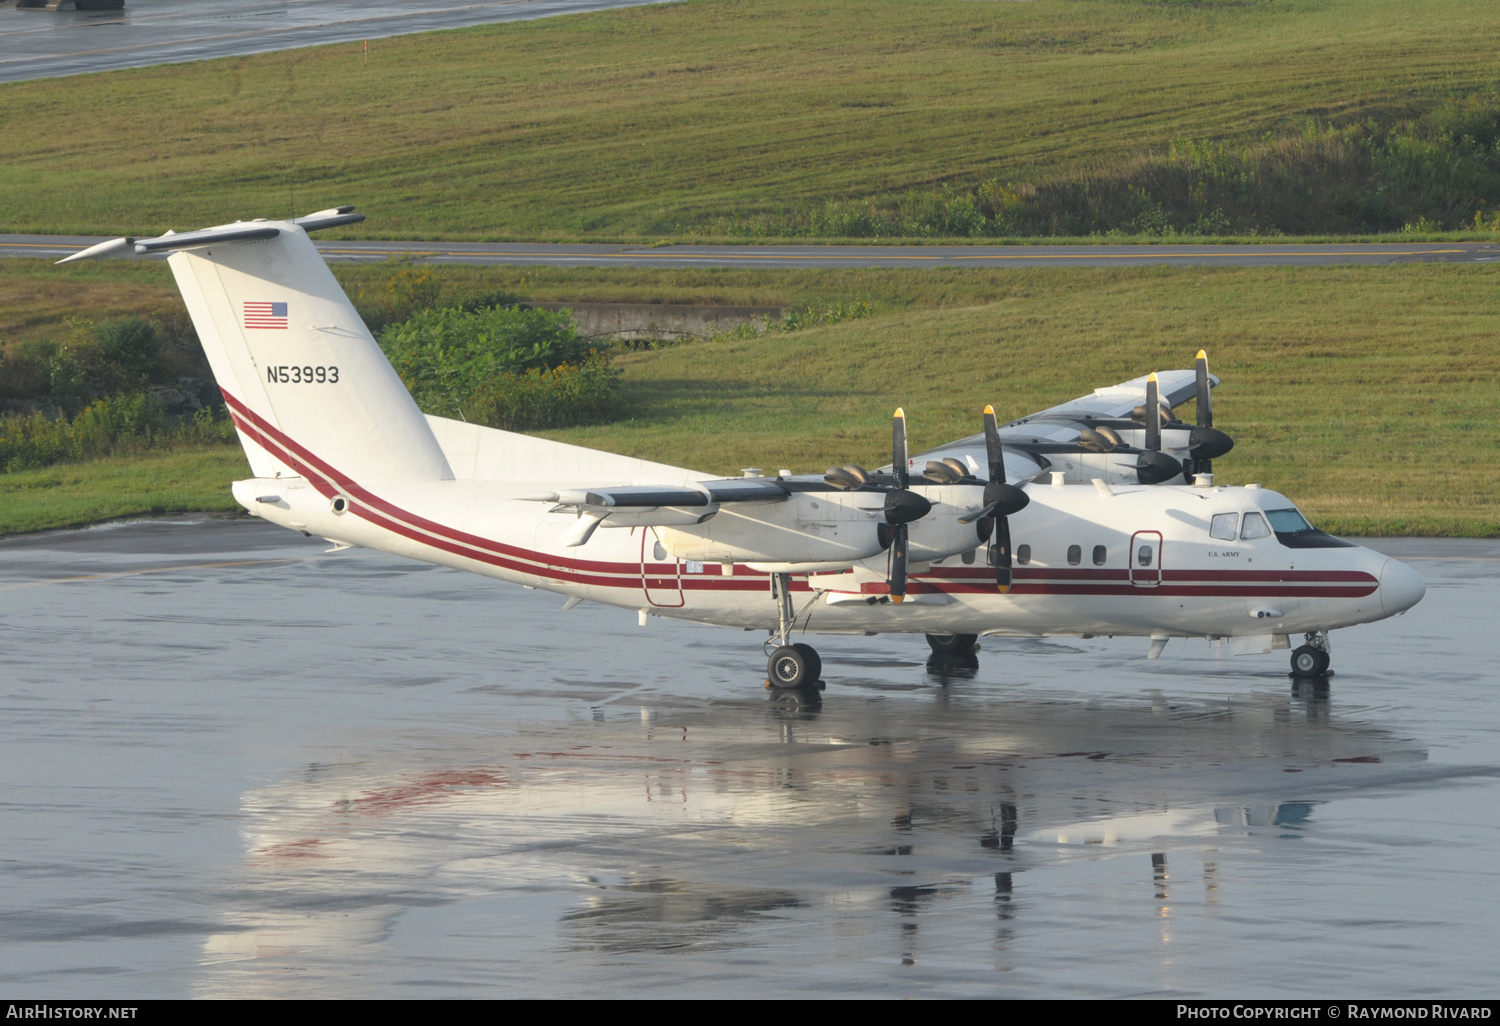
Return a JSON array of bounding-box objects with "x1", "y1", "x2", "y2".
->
[
  {"x1": 0, "y1": 0, "x2": 671, "y2": 84},
  {"x1": 7, "y1": 234, "x2": 1500, "y2": 270},
  {"x1": 1, "y1": 518, "x2": 1497, "y2": 997}
]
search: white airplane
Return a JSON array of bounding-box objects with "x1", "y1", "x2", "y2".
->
[{"x1": 60, "y1": 209, "x2": 1426, "y2": 690}]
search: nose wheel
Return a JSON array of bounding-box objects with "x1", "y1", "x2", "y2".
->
[
  {"x1": 926, "y1": 632, "x2": 978, "y2": 655},
  {"x1": 1290, "y1": 632, "x2": 1331, "y2": 678}
]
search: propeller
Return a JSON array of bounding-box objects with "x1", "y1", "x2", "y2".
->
[
  {"x1": 1135, "y1": 372, "x2": 1184, "y2": 485},
  {"x1": 1188, "y1": 350, "x2": 1234, "y2": 474},
  {"x1": 955, "y1": 405, "x2": 1030, "y2": 593},
  {"x1": 878, "y1": 409, "x2": 932, "y2": 603}
]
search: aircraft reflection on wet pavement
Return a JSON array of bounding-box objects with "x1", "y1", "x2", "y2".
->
[{"x1": 190, "y1": 683, "x2": 1430, "y2": 993}]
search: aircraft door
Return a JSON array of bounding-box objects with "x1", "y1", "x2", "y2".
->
[
  {"x1": 1130, "y1": 531, "x2": 1163, "y2": 588},
  {"x1": 642, "y1": 529, "x2": 685, "y2": 607}
]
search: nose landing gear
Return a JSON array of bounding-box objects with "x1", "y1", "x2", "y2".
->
[
  {"x1": 1290, "y1": 631, "x2": 1332, "y2": 678},
  {"x1": 926, "y1": 632, "x2": 978, "y2": 655}
]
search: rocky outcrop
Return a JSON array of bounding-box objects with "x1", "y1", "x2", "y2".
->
[{"x1": 147, "y1": 378, "x2": 225, "y2": 418}]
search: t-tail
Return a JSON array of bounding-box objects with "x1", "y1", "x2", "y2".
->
[{"x1": 59, "y1": 208, "x2": 451, "y2": 486}]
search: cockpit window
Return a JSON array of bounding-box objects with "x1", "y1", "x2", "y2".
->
[
  {"x1": 1209, "y1": 513, "x2": 1238, "y2": 541},
  {"x1": 1240, "y1": 511, "x2": 1271, "y2": 540},
  {"x1": 1266, "y1": 508, "x2": 1313, "y2": 534}
]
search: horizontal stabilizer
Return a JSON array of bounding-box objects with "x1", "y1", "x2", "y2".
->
[{"x1": 55, "y1": 207, "x2": 365, "y2": 266}]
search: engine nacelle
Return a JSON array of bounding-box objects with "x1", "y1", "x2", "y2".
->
[
  {"x1": 904, "y1": 493, "x2": 990, "y2": 562},
  {"x1": 657, "y1": 490, "x2": 886, "y2": 564}
]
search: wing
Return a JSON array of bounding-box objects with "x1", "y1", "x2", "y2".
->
[
  {"x1": 522, "y1": 477, "x2": 791, "y2": 547},
  {"x1": 911, "y1": 368, "x2": 1217, "y2": 483},
  {"x1": 527, "y1": 479, "x2": 789, "y2": 509}
]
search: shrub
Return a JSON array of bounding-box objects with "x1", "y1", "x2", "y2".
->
[
  {"x1": 0, "y1": 397, "x2": 235, "y2": 474},
  {"x1": 466, "y1": 353, "x2": 619, "y2": 431},
  {"x1": 93, "y1": 317, "x2": 162, "y2": 379},
  {"x1": 378, "y1": 304, "x2": 618, "y2": 429}
]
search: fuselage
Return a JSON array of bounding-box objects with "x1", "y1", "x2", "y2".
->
[{"x1": 237, "y1": 469, "x2": 1423, "y2": 643}]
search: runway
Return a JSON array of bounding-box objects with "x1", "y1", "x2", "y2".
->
[
  {"x1": 8, "y1": 234, "x2": 1500, "y2": 270},
  {"x1": 0, "y1": 0, "x2": 672, "y2": 84},
  {"x1": 1, "y1": 518, "x2": 1496, "y2": 997}
]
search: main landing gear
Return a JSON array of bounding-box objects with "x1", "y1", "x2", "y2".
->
[
  {"x1": 1290, "y1": 631, "x2": 1332, "y2": 679},
  {"x1": 766, "y1": 572, "x2": 826, "y2": 692},
  {"x1": 926, "y1": 632, "x2": 978, "y2": 655}
]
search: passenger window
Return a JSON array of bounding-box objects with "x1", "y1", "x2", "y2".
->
[
  {"x1": 1210, "y1": 513, "x2": 1239, "y2": 541},
  {"x1": 1137, "y1": 544, "x2": 1154, "y2": 567},
  {"x1": 1067, "y1": 544, "x2": 1081, "y2": 566},
  {"x1": 1093, "y1": 545, "x2": 1107, "y2": 566},
  {"x1": 1240, "y1": 512, "x2": 1271, "y2": 540},
  {"x1": 1016, "y1": 544, "x2": 1031, "y2": 565}
]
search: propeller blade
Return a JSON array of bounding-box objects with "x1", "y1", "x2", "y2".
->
[
  {"x1": 983, "y1": 404, "x2": 1003, "y2": 483},
  {"x1": 890, "y1": 523, "x2": 909, "y2": 603},
  {"x1": 892, "y1": 408, "x2": 909, "y2": 489},
  {"x1": 1145, "y1": 373, "x2": 1161, "y2": 453},
  {"x1": 991, "y1": 514, "x2": 1013, "y2": 593},
  {"x1": 980, "y1": 406, "x2": 1019, "y2": 592},
  {"x1": 1193, "y1": 350, "x2": 1223, "y2": 475},
  {"x1": 1195, "y1": 350, "x2": 1213, "y2": 429},
  {"x1": 957, "y1": 502, "x2": 999, "y2": 526}
]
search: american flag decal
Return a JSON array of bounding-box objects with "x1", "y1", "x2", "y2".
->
[{"x1": 244, "y1": 301, "x2": 289, "y2": 330}]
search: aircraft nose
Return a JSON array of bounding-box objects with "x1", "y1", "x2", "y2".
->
[{"x1": 1379, "y1": 558, "x2": 1426, "y2": 616}]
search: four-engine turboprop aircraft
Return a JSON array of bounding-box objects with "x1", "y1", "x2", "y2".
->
[{"x1": 59, "y1": 209, "x2": 1427, "y2": 690}]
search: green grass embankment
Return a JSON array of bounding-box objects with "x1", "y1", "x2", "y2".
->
[
  {"x1": 1, "y1": 0, "x2": 1498, "y2": 239},
  {"x1": 4, "y1": 262, "x2": 1494, "y2": 537},
  {"x1": 0, "y1": 448, "x2": 244, "y2": 535}
]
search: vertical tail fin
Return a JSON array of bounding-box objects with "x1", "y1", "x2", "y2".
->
[{"x1": 165, "y1": 221, "x2": 450, "y2": 484}]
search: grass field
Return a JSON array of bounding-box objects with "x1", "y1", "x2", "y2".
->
[
  {"x1": 4, "y1": 260, "x2": 1496, "y2": 537},
  {"x1": 0, "y1": 448, "x2": 244, "y2": 535},
  {"x1": 1, "y1": 0, "x2": 1498, "y2": 239}
]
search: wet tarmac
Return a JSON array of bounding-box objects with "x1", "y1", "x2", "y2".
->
[
  {"x1": 0, "y1": 0, "x2": 669, "y2": 84},
  {"x1": 1, "y1": 518, "x2": 1496, "y2": 997}
]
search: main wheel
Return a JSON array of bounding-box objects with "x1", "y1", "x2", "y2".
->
[
  {"x1": 926, "y1": 632, "x2": 978, "y2": 655},
  {"x1": 768, "y1": 645, "x2": 814, "y2": 688},
  {"x1": 791, "y1": 643, "x2": 822, "y2": 683},
  {"x1": 1290, "y1": 645, "x2": 1330, "y2": 678}
]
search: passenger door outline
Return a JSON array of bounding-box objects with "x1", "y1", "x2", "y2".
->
[
  {"x1": 1130, "y1": 530, "x2": 1163, "y2": 588},
  {"x1": 641, "y1": 529, "x2": 685, "y2": 607}
]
